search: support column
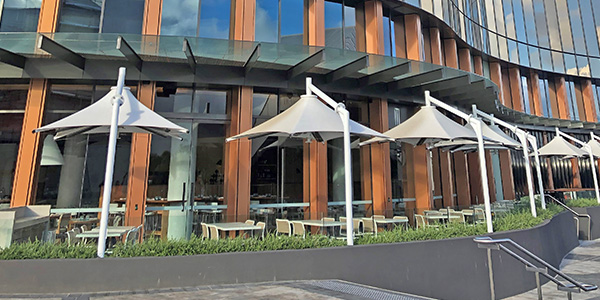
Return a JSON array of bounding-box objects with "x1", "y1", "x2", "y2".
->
[
  {"x1": 364, "y1": 0, "x2": 384, "y2": 55},
  {"x1": 458, "y1": 48, "x2": 472, "y2": 72},
  {"x1": 489, "y1": 62, "x2": 505, "y2": 106},
  {"x1": 473, "y1": 55, "x2": 483, "y2": 76},
  {"x1": 11, "y1": 79, "x2": 48, "y2": 207},
  {"x1": 404, "y1": 14, "x2": 423, "y2": 61},
  {"x1": 55, "y1": 135, "x2": 86, "y2": 208},
  {"x1": 304, "y1": 0, "x2": 324, "y2": 46},
  {"x1": 224, "y1": 87, "x2": 253, "y2": 221},
  {"x1": 431, "y1": 149, "x2": 442, "y2": 208},
  {"x1": 444, "y1": 39, "x2": 458, "y2": 68},
  {"x1": 467, "y1": 153, "x2": 483, "y2": 205},
  {"x1": 369, "y1": 99, "x2": 392, "y2": 216},
  {"x1": 529, "y1": 72, "x2": 543, "y2": 116},
  {"x1": 581, "y1": 79, "x2": 597, "y2": 122},
  {"x1": 429, "y1": 28, "x2": 443, "y2": 65},
  {"x1": 509, "y1": 68, "x2": 524, "y2": 112},
  {"x1": 439, "y1": 150, "x2": 454, "y2": 208},
  {"x1": 454, "y1": 152, "x2": 471, "y2": 208},
  {"x1": 485, "y1": 151, "x2": 497, "y2": 203},
  {"x1": 304, "y1": 142, "x2": 327, "y2": 219},
  {"x1": 37, "y1": 0, "x2": 60, "y2": 33},
  {"x1": 125, "y1": 83, "x2": 155, "y2": 227},
  {"x1": 502, "y1": 70, "x2": 513, "y2": 109},
  {"x1": 142, "y1": 0, "x2": 162, "y2": 35},
  {"x1": 413, "y1": 145, "x2": 433, "y2": 213},
  {"x1": 302, "y1": 0, "x2": 327, "y2": 220}
]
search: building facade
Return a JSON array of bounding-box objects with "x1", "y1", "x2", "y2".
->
[{"x1": 1, "y1": 0, "x2": 600, "y2": 238}]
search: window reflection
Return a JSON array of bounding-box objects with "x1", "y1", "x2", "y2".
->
[
  {"x1": 0, "y1": 0, "x2": 42, "y2": 32},
  {"x1": 579, "y1": 0, "x2": 599, "y2": 56},
  {"x1": 160, "y1": 0, "x2": 230, "y2": 39},
  {"x1": 57, "y1": 0, "x2": 144, "y2": 34},
  {"x1": 520, "y1": 75, "x2": 530, "y2": 114},
  {"x1": 0, "y1": 86, "x2": 28, "y2": 203},
  {"x1": 539, "y1": 77, "x2": 552, "y2": 117},
  {"x1": 567, "y1": 0, "x2": 586, "y2": 55},
  {"x1": 565, "y1": 80, "x2": 579, "y2": 120}
]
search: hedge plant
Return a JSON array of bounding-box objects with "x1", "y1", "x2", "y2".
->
[{"x1": 0, "y1": 200, "x2": 589, "y2": 260}]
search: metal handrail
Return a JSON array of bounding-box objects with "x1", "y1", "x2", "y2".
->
[
  {"x1": 474, "y1": 237, "x2": 598, "y2": 295},
  {"x1": 545, "y1": 194, "x2": 592, "y2": 240}
]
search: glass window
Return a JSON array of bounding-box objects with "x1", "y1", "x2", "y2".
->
[
  {"x1": 521, "y1": 75, "x2": 531, "y2": 114},
  {"x1": 590, "y1": 58, "x2": 600, "y2": 78},
  {"x1": 540, "y1": 49, "x2": 553, "y2": 71},
  {"x1": 521, "y1": 0, "x2": 537, "y2": 45},
  {"x1": 0, "y1": 86, "x2": 28, "y2": 203},
  {"x1": 528, "y1": 45, "x2": 540, "y2": 69},
  {"x1": 580, "y1": 0, "x2": 600, "y2": 56},
  {"x1": 567, "y1": 0, "x2": 586, "y2": 55},
  {"x1": 552, "y1": 51, "x2": 565, "y2": 73},
  {"x1": 556, "y1": 0, "x2": 574, "y2": 52},
  {"x1": 544, "y1": 0, "x2": 562, "y2": 50},
  {"x1": 37, "y1": 85, "x2": 134, "y2": 208},
  {"x1": 383, "y1": 15, "x2": 394, "y2": 56},
  {"x1": 344, "y1": 4, "x2": 357, "y2": 51},
  {"x1": 594, "y1": 84, "x2": 600, "y2": 121},
  {"x1": 256, "y1": 0, "x2": 278, "y2": 43},
  {"x1": 198, "y1": 0, "x2": 230, "y2": 39},
  {"x1": 280, "y1": 0, "x2": 304, "y2": 45},
  {"x1": 564, "y1": 53, "x2": 578, "y2": 75},
  {"x1": 511, "y1": 0, "x2": 526, "y2": 42},
  {"x1": 160, "y1": 0, "x2": 230, "y2": 38},
  {"x1": 539, "y1": 78, "x2": 552, "y2": 117},
  {"x1": 577, "y1": 56, "x2": 591, "y2": 77},
  {"x1": 160, "y1": 0, "x2": 199, "y2": 36},
  {"x1": 324, "y1": 1, "x2": 343, "y2": 49},
  {"x1": 0, "y1": 0, "x2": 42, "y2": 32},
  {"x1": 493, "y1": 0, "x2": 505, "y2": 35},
  {"x1": 508, "y1": 40, "x2": 519, "y2": 64},
  {"x1": 566, "y1": 81, "x2": 579, "y2": 120},
  {"x1": 484, "y1": 0, "x2": 496, "y2": 32},
  {"x1": 57, "y1": 0, "x2": 144, "y2": 34},
  {"x1": 532, "y1": 0, "x2": 549, "y2": 47}
]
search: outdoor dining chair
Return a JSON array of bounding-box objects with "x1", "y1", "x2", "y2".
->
[
  {"x1": 449, "y1": 212, "x2": 465, "y2": 224},
  {"x1": 66, "y1": 230, "x2": 80, "y2": 246},
  {"x1": 245, "y1": 219, "x2": 255, "y2": 226},
  {"x1": 208, "y1": 225, "x2": 219, "y2": 240},
  {"x1": 80, "y1": 225, "x2": 88, "y2": 232},
  {"x1": 291, "y1": 221, "x2": 306, "y2": 239},
  {"x1": 414, "y1": 214, "x2": 426, "y2": 229},
  {"x1": 373, "y1": 215, "x2": 385, "y2": 220},
  {"x1": 256, "y1": 222, "x2": 266, "y2": 240},
  {"x1": 201, "y1": 223, "x2": 210, "y2": 240},
  {"x1": 125, "y1": 225, "x2": 143, "y2": 246},
  {"x1": 361, "y1": 218, "x2": 377, "y2": 236},
  {"x1": 275, "y1": 219, "x2": 291, "y2": 236},
  {"x1": 55, "y1": 213, "x2": 71, "y2": 235}
]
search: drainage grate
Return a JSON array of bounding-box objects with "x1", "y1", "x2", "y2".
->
[{"x1": 305, "y1": 280, "x2": 433, "y2": 300}]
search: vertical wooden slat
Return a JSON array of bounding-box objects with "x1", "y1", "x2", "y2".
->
[
  {"x1": 555, "y1": 77, "x2": 570, "y2": 119},
  {"x1": 581, "y1": 79, "x2": 597, "y2": 122},
  {"x1": 458, "y1": 48, "x2": 471, "y2": 72},
  {"x1": 498, "y1": 150, "x2": 516, "y2": 200},
  {"x1": 443, "y1": 39, "x2": 458, "y2": 68},
  {"x1": 11, "y1": 80, "x2": 49, "y2": 207},
  {"x1": 124, "y1": 83, "x2": 155, "y2": 227},
  {"x1": 429, "y1": 28, "x2": 443, "y2": 65},
  {"x1": 489, "y1": 62, "x2": 505, "y2": 106},
  {"x1": 529, "y1": 72, "x2": 543, "y2": 116},
  {"x1": 142, "y1": 0, "x2": 163, "y2": 35},
  {"x1": 404, "y1": 14, "x2": 422, "y2": 61},
  {"x1": 473, "y1": 55, "x2": 483, "y2": 75},
  {"x1": 37, "y1": 0, "x2": 60, "y2": 33},
  {"x1": 509, "y1": 68, "x2": 524, "y2": 112}
]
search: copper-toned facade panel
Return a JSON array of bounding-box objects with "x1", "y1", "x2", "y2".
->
[
  {"x1": 498, "y1": 150, "x2": 516, "y2": 200},
  {"x1": 124, "y1": 83, "x2": 155, "y2": 227},
  {"x1": 429, "y1": 28, "x2": 443, "y2": 65},
  {"x1": 509, "y1": 68, "x2": 524, "y2": 112},
  {"x1": 453, "y1": 152, "x2": 471, "y2": 207},
  {"x1": 37, "y1": 0, "x2": 60, "y2": 33},
  {"x1": 555, "y1": 77, "x2": 570, "y2": 119},
  {"x1": 473, "y1": 55, "x2": 483, "y2": 76},
  {"x1": 305, "y1": 0, "x2": 324, "y2": 46},
  {"x1": 581, "y1": 79, "x2": 597, "y2": 122},
  {"x1": 303, "y1": 141, "x2": 327, "y2": 219},
  {"x1": 489, "y1": 62, "x2": 505, "y2": 106},
  {"x1": 404, "y1": 14, "x2": 422, "y2": 61},
  {"x1": 443, "y1": 39, "x2": 458, "y2": 68},
  {"x1": 529, "y1": 71, "x2": 543, "y2": 116},
  {"x1": 142, "y1": 0, "x2": 163, "y2": 35},
  {"x1": 458, "y1": 48, "x2": 471, "y2": 72},
  {"x1": 11, "y1": 80, "x2": 48, "y2": 207}
]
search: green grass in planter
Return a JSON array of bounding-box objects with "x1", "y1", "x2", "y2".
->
[{"x1": 566, "y1": 198, "x2": 600, "y2": 208}]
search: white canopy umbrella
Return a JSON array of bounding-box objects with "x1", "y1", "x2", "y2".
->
[
  {"x1": 536, "y1": 135, "x2": 587, "y2": 157},
  {"x1": 434, "y1": 122, "x2": 521, "y2": 151},
  {"x1": 228, "y1": 94, "x2": 385, "y2": 142},
  {"x1": 586, "y1": 138, "x2": 600, "y2": 157},
  {"x1": 228, "y1": 79, "x2": 387, "y2": 246},
  {"x1": 361, "y1": 94, "x2": 495, "y2": 233},
  {"x1": 361, "y1": 106, "x2": 478, "y2": 146},
  {"x1": 35, "y1": 68, "x2": 188, "y2": 258}
]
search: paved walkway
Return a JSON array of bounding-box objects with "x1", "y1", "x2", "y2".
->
[
  {"x1": 1, "y1": 280, "x2": 433, "y2": 300},
  {"x1": 507, "y1": 239, "x2": 600, "y2": 300}
]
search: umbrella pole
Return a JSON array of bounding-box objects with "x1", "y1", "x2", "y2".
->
[
  {"x1": 97, "y1": 67, "x2": 126, "y2": 258},
  {"x1": 472, "y1": 119, "x2": 494, "y2": 233},
  {"x1": 337, "y1": 107, "x2": 354, "y2": 246},
  {"x1": 529, "y1": 137, "x2": 546, "y2": 209},
  {"x1": 516, "y1": 132, "x2": 537, "y2": 217}
]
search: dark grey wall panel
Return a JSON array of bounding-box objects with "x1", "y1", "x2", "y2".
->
[{"x1": 0, "y1": 211, "x2": 579, "y2": 299}]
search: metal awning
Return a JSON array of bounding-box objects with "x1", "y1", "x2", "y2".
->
[{"x1": 0, "y1": 32, "x2": 596, "y2": 134}]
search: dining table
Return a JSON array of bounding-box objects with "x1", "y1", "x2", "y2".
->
[
  {"x1": 208, "y1": 222, "x2": 262, "y2": 238},
  {"x1": 296, "y1": 220, "x2": 344, "y2": 236}
]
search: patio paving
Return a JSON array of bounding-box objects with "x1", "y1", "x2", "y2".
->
[
  {"x1": 506, "y1": 239, "x2": 600, "y2": 300},
  {"x1": 0, "y1": 280, "x2": 432, "y2": 300}
]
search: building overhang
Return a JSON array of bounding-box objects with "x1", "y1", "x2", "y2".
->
[{"x1": 0, "y1": 32, "x2": 597, "y2": 134}]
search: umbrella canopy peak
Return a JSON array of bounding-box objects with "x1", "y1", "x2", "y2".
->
[{"x1": 536, "y1": 135, "x2": 587, "y2": 157}]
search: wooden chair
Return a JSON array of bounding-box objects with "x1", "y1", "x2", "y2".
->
[
  {"x1": 291, "y1": 221, "x2": 306, "y2": 239},
  {"x1": 275, "y1": 219, "x2": 291, "y2": 236}
]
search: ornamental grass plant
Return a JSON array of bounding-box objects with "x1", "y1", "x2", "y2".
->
[{"x1": 0, "y1": 200, "x2": 586, "y2": 260}]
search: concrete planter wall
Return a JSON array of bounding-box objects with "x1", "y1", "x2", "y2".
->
[
  {"x1": 0, "y1": 211, "x2": 579, "y2": 299},
  {"x1": 572, "y1": 206, "x2": 600, "y2": 240}
]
